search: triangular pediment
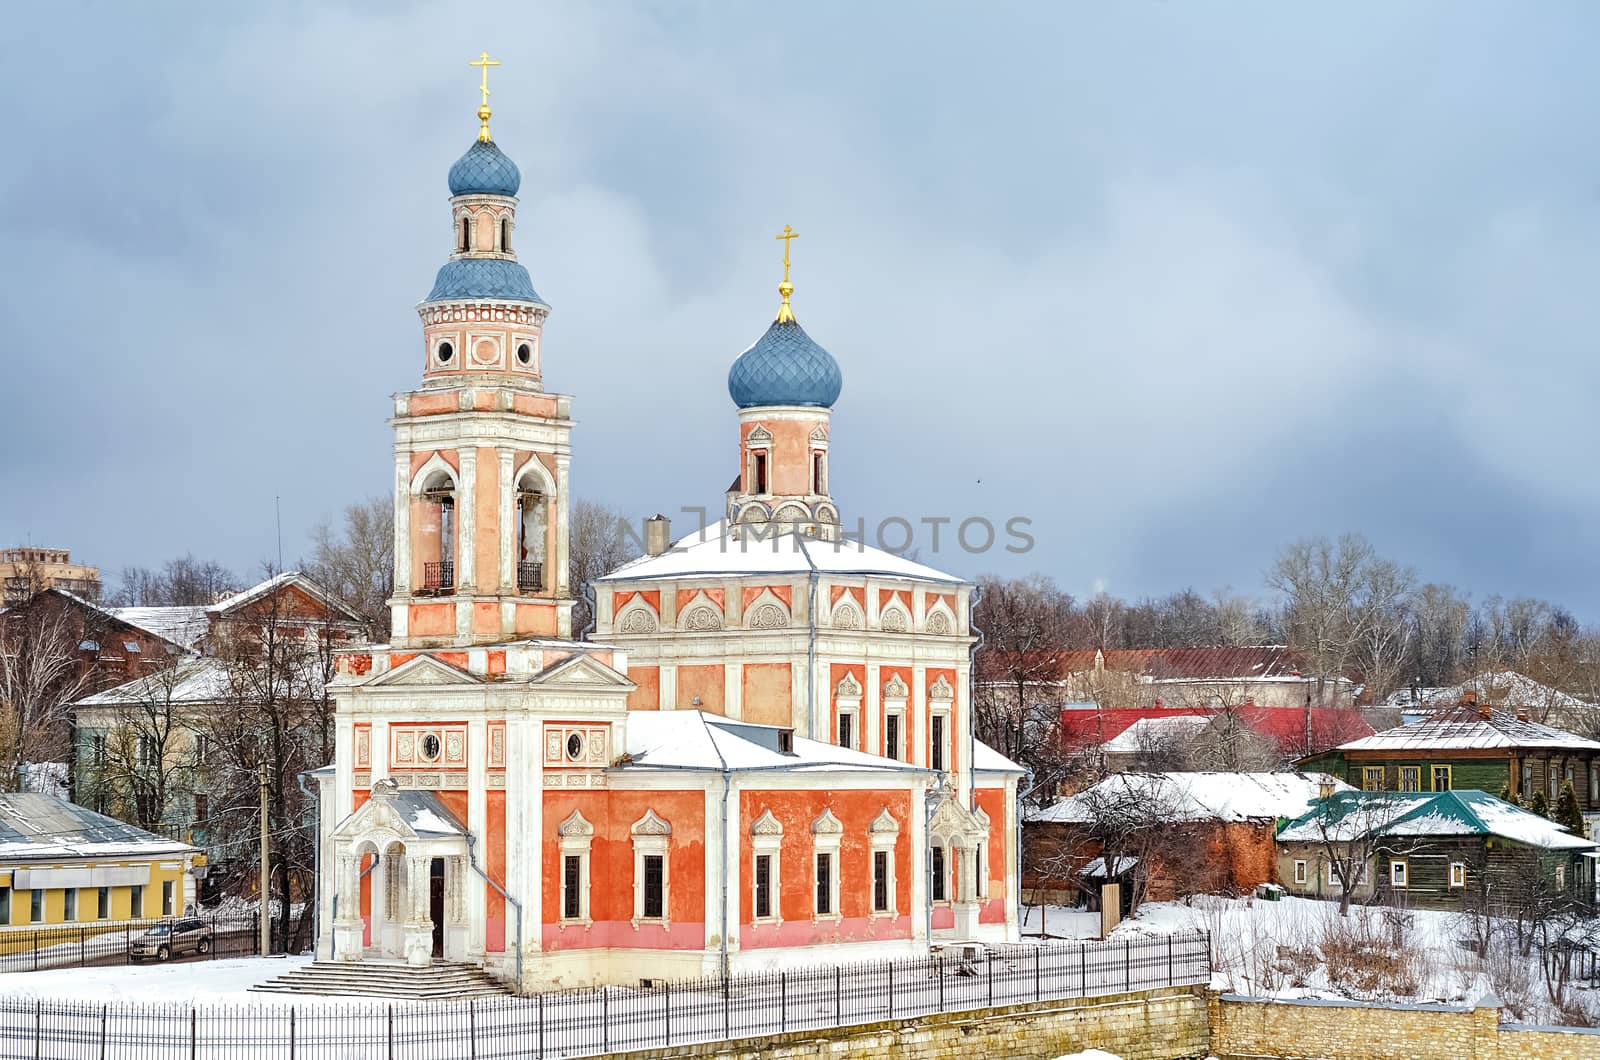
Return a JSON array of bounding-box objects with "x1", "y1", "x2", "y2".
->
[
  {"x1": 329, "y1": 783, "x2": 416, "y2": 844},
  {"x1": 366, "y1": 654, "x2": 482, "y2": 688},
  {"x1": 929, "y1": 793, "x2": 987, "y2": 841},
  {"x1": 529, "y1": 652, "x2": 635, "y2": 689}
]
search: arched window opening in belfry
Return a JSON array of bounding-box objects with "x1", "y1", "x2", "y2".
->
[
  {"x1": 517, "y1": 475, "x2": 548, "y2": 592},
  {"x1": 500, "y1": 217, "x2": 512, "y2": 253},
  {"x1": 459, "y1": 216, "x2": 470, "y2": 252},
  {"x1": 422, "y1": 472, "x2": 456, "y2": 593},
  {"x1": 752, "y1": 451, "x2": 768, "y2": 494},
  {"x1": 812, "y1": 450, "x2": 825, "y2": 494}
]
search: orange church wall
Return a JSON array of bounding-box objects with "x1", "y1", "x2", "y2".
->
[
  {"x1": 677, "y1": 664, "x2": 726, "y2": 715},
  {"x1": 741, "y1": 664, "x2": 792, "y2": 727},
  {"x1": 626, "y1": 666, "x2": 660, "y2": 710},
  {"x1": 513, "y1": 602, "x2": 558, "y2": 637},
  {"x1": 435, "y1": 651, "x2": 469, "y2": 671},
  {"x1": 510, "y1": 393, "x2": 560, "y2": 419},
  {"x1": 974, "y1": 787, "x2": 1009, "y2": 924},
  {"x1": 486, "y1": 650, "x2": 506, "y2": 676},
  {"x1": 485, "y1": 791, "x2": 506, "y2": 952},
  {"x1": 829, "y1": 585, "x2": 865, "y2": 610},
  {"x1": 473, "y1": 602, "x2": 500, "y2": 635},
  {"x1": 409, "y1": 449, "x2": 460, "y2": 478},
  {"x1": 408, "y1": 603, "x2": 455, "y2": 638},
  {"x1": 539, "y1": 790, "x2": 707, "y2": 952},
  {"x1": 877, "y1": 588, "x2": 911, "y2": 614},
  {"x1": 757, "y1": 419, "x2": 824, "y2": 496},
  {"x1": 741, "y1": 584, "x2": 792, "y2": 610},
  {"x1": 433, "y1": 789, "x2": 469, "y2": 827},
  {"x1": 737, "y1": 789, "x2": 915, "y2": 949},
  {"x1": 676, "y1": 587, "x2": 725, "y2": 611},
  {"x1": 359, "y1": 851, "x2": 374, "y2": 946}
]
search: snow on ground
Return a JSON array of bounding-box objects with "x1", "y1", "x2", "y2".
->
[
  {"x1": 0, "y1": 956, "x2": 326, "y2": 1005},
  {"x1": 1021, "y1": 904, "x2": 1102, "y2": 939}
]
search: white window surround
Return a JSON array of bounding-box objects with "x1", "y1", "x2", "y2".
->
[
  {"x1": 751, "y1": 810, "x2": 783, "y2": 924},
  {"x1": 1293, "y1": 860, "x2": 1308, "y2": 885},
  {"x1": 1389, "y1": 860, "x2": 1408, "y2": 888},
  {"x1": 1449, "y1": 862, "x2": 1466, "y2": 888},
  {"x1": 812, "y1": 809, "x2": 843, "y2": 920},
  {"x1": 972, "y1": 806, "x2": 992, "y2": 899},
  {"x1": 558, "y1": 810, "x2": 594, "y2": 925},
  {"x1": 929, "y1": 706, "x2": 951, "y2": 772},
  {"x1": 631, "y1": 810, "x2": 671, "y2": 927},
  {"x1": 930, "y1": 842, "x2": 950, "y2": 904},
  {"x1": 836, "y1": 694, "x2": 860, "y2": 751},
  {"x1": 869, "y1": 808, "x2": 899, "y2": 917}
]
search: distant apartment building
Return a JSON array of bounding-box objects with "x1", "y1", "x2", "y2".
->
[{"x1": 0, "y1": 547, "x2": 100, "y2": 605}]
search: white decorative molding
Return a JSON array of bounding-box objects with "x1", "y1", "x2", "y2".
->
[
  {"x1": 926, "y1": 610, "x2": 954, "y2": 635},
  {"x1": 632, "y1": 809, "x2": 672, "y2": 837},
  {"x1": 748, "y1": 602, "x2": 789, "y2": 630},
  {"x1": 836, "y1": 672, "x2": 862, "y2": 698},
  {"x1": 619, "y1": 606, "x2": 659, "y2": 634},
  {"x1": 745, "y1": 424, "x2": 772, "y2": 448},
  {"x1": 870, "y1": 807, "x2": 900, "y2": 835},
  {"x1": 812, "y1": 808, "x2": 844, "y2": 836},
  {"x1": 930, "y1": 674, "x2": 955, "y2": 701},
  {"x1": 751, "y1": 809, "x2": 784, "y2": 837},
  {"x1": 682, "y1": 604, "x2": 723, "y2": 631},
  {"x1": 559, "y1": 810, "x2": 594, "y2": 838},
  {"x1": 880, "y1": 607, "x2": 909, "y2": 633},
  {"x1": 810, "y1": 425, "x2": 828, "y2": 442},
  {"x1": 883, "y1": 674, "x2": 909, "y2": 700},
  {"x1": 832, "y1": 603, "x2": 861, "y2": 629}
]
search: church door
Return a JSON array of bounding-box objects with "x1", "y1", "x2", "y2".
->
[{"x1": 429, "y1": 858, "x2": 445, "y2": 959}]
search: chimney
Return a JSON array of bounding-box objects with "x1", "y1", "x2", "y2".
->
[
  {"x1": 1318, "y1": 779, "x2": 1336, "y2": 800},
  {"x1": 1516, "y1": 709, "x2": 1529, "y2": 722},
  {"x1": 1461, "y1": 690, "x2": 1489, "y2": 719},
  {"x1": 644, "y1": 514, "x2": 671, "y2": 557}
]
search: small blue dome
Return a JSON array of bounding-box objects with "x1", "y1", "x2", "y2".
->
[
  {"x1": 448, "y1": 139, "x2": 521, "y2": 197},
  {"x1": 727, "y1": 318, "x2": 843, "y2": 409},
  {"x1": 425, "y1": 259, "x2": 545, "y2": 304}
]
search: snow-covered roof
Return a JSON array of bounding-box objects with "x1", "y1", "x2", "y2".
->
[
  {"x1": 622, "y1": 711, "x2": 931, "y2": 775},
  {"x1": 1102, "y1": 715, "x2": 1214, "y2": 753},
  {"x1": 972, "y1": 740, "x2": 1027, "y2": 775},
  {"x1": 1082, "y1": 855, "x2": 1138, "y2": 878},
  {"x1": 596, "y1": 521, "x2": 966, "y2": 585},
  {"x1": 1028, "y1": 771, "x2": 1352, "y2": 826},
  {"x1": 108, "y1": 605, "x2": 210, "y2": 650},
  {"x1": 1381, "y1": 672, "x2": 1589, "y2": 714},
  {"x1": 0, "y1": 793, "x2": 196, "y2": 860},
  {"x1": 1279, "y1": 789, "x2": 1595, "y2": 851},
  {"x1": 72, "y1": 659, "x2": 233, "y2": 709},
  {"x1": 391, "y1": 790, "x2": 467, "y2": 838},
  {"x1": 1334, "y1": 705, "x2": 1600, "y2": 753}
]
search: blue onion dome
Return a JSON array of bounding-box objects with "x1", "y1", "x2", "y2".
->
[
  {"x1": 425, "y1": 259, "x2": 545, "y2": 304},
  {"x1": 728, "y1": 316, "x2": 843, "y2": 409},
  {"x1": 448, "y1": 139, "x2": 521, "y2": 197}
]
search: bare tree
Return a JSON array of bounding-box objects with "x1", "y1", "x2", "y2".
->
[
  {"x1": 0, "y1": 599, "x2": 98, "y2": 791},
  {"x1": 973, "y1": 574, "x2": 1076, "y2": 771},
  {"x1": 308, "y1": 496, "x2": 394, "y2": 642},
  {"x1": 114, "y1": 555, "x2": 238, "y2": 607},
  {"x1": 570, "y1": 499, "x2": 642, "y2": 635},
  {"x1": 77, "y1": 658, "x2": 205, "y2": 833}
]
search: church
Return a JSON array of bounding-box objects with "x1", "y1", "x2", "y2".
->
[{"x1": 311, "y1": 58, "x2": 1022, "y2": 992}]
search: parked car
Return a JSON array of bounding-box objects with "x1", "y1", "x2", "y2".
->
[{"x1": 128, "y1": 918, "x2": 212, "y2": 961}]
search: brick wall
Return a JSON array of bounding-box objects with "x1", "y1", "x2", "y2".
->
[
  {"x1": 601, "y1": 986, "x2": 1210, "y2": 1060},
  {"x1": 1212, "y1": 994, "x2": 1600, "y2": 1059}
]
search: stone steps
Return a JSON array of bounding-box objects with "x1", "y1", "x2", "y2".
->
[{"x1": 253, "y1": 960, "x2": 513, "y2": 1001}]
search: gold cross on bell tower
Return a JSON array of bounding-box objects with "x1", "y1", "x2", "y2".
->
[
  {"x1": 775, "y1": 225, "x2": 799, "y2": 323},
  {"x1": 470, "y1": 51, "x2": 501, "y2": 142}
]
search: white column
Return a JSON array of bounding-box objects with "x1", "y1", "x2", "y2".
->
[
  {"x1": 911, "y1": 667, "x2": 926, "y2": 767},
  {"x1": 466, "y1": 717, "x2": 488, "y2": 961},
  {"x1": 498, "y1": 449, "x2": 516, "y2": 591},
  {"x1": 457, "y1": 448, "x2": 478, "y2": 592},
  {"x1": 554, "y1": 457, "x2": 571, "y2": 595},
  {"x1": 393, "y1": 451, "x2": 412, "y2": 593}
]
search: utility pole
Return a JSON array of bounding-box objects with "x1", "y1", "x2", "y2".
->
[{"x1": 259, "y1": 764, "x2": 271, "y2": 956}]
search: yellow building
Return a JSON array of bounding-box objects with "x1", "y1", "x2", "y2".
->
[
  {"x1": 0, "y1": 547, "x2": 100, "y2": 605},
  {"x1": 0, "y1": 794, "x2": 199, "y2": 947}
]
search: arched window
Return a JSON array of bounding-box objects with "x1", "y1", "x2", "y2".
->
[
  {"x1": 500, "y1": 217, "x2": 511, "y2": 253},
  {"x1": 812, "y1": 450, "x2": 825, "y2": 494},
  {"x1": 421, "y1": 472, "x2": 456, "y2": 593},
  {"x1": 517, "y1": 481, "x2": 546, "y2": 592},
  {"x1": 459, "y1": 216, "x2": 470, "y2": 252}
]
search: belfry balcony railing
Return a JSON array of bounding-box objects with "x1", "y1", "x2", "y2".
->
[
  {"x1": 422, "y1": 561, "x2": 455, "y2": 593},
  {"x1": 517, "y1": 562, "x2": 544, "y2": 592}
]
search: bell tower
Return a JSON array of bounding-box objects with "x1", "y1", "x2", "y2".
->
[{"x1": 389, "y1": 55, "x2": 574, "y2": 647}]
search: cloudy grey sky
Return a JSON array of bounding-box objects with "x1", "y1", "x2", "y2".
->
[{"x1": 3, "y1": 2, "x2": 1597, "y2": 612}]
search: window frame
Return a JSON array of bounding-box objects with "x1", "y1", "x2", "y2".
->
[
  {"x1": 1293, "y1": 859, "x2": 1308, "y2": 885},
  {"x1": 1431, "y1": 764, "x2": 1452, "y2": 792},
  {"x1": 0, "y1": 886, "x2": 9, "y2": 924},
  {"x1": 129, "y1": 884, "x2": 143, "y2": 919},
  {"x1": 631, "y1": 810, "x2": 671, "y2": 927},
  {"x1": 162, "y1": 880, "x2": 174, "y2": 918},
  {"x1": 837, "y1": 705, "x2": 857, "y2": 751},
  {"x1": 96, "y1": 886, "x2": 109, "y2": 920},
  {"x1": 812, "y1": 810, "x2": 843, "y2": 920},
  {"x1": 931, "y1": 844, "x2": 947, "y2": 902},
  {"x1": 1449, "y1": 861, "x2": 1466, "y2": 888},
  {"x1": 869, "y1": 809, "x2": 899, "y2": 917},
  {"x1": 1389, "y1": 859, "x2": 1408, "y2": 889},
  {"x1": 930, "y1": 710, "x2": 949, "y2": 772},
  {"x1": 1398, "y1": 765, "x2": 1421, "y2": 792},
  {"x1": 1362, "y1": 766, "x2": 1385, "y2": 791},
  {"x1": 884, "y1": 710, "x2": 902, "y2": 762},
  {"x1": 815, "y1": 851, "x2": 835, "y2": 916},
  {"x1": 29, "y1": 889, "x2": 43, "y2": 924},
  {"x1": 751, "y1": 809, "x2": 784, "y2": 925},
  {"x1": 558, "y1": 810, "x2": 593, "y2": 926}
]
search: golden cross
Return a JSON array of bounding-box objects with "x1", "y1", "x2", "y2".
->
[
  {"x1": 775, "y1": 225, "x2": 800, "y2": 284},
  {"x1": 470, "y1": 51, "x2": 500, "y2": 107},
  {"x1": 470, "y1": 51, "x2": 501, "y2": 141}
]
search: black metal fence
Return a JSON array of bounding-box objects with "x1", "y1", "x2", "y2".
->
[
  {"x1": 0, "y1": 932, "x2": 1209, "y2": 1058},
  {"x1": 0, "y1": 917, "x2": 270, "y2": 974}
]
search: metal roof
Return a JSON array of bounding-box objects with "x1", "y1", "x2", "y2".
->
[
  {"x1": 1335, "y1": 705, "x2": 1600, "y2": 753},
  {"x1": 0, "y1": 794, "x2": 195, "y2": 859}
]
